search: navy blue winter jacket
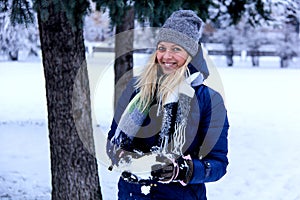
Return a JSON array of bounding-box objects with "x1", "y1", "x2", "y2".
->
[{"x1": 107, "y1": 47, "x2": 229, "y2": 200}]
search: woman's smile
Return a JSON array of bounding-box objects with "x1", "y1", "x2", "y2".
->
[
  {"x1": 162, "y1": 61, "x2": 177, "y2": 68},
  {"x1": 156, "y1": 42, "x2": 189, "y2": 74}
]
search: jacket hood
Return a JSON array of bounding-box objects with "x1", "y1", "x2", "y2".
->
[{"x1": 188, "y1": 44, "x2": 209, "y2": 81}]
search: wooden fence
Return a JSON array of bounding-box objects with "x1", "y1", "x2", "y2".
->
[
  {"x1": 207, "y1": 50, "x2": 278, "y2": 57},
  {"x1": 91, "y1": 47, "x2": 278, "y2": 57}
]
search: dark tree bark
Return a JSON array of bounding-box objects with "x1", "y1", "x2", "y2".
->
[
  {"x1": 8, "y1": 50, "x2": 18, "y2": 61},
  {"x1": 226, "y1": 44, "x2": 234, "y2": 67},
  {"x1": 36, "y1": 3, "x2": 102, "y2": 200},
  {"x1": 251, "y1": 55, "x2": 259, "y2": 67},
  {"x1": 280, "y1": 56, "x2": 289, "y2": 68},
  {"x1": 114, "y1": 7, "x2": 134, "y2": 109}
]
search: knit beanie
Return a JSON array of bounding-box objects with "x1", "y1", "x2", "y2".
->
[{"x1": 156, "y1": 10, "x2": 203, "y2": 57}]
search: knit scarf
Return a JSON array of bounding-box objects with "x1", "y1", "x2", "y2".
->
[{"x1": 111, "y1": 72, "x2": 201, "y2": 163}]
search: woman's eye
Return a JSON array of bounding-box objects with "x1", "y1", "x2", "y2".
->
[
  {"x1": 157, "y1": 46, "x2": 166, "y2": 51},
  {"x1": 173, "y1": 47, "x2": 181, "y2": 52}
]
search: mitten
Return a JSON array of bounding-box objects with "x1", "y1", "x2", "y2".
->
[
  {"x1": 175, "y1": 155, "x2": 194, "y2": 185},
  {"x1": 151, "y1": 154, "x2": 193, "y2": 185}
]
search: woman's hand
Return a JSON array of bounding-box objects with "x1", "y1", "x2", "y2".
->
[{"x1": 151, "y1": 154, "x2": 193, "y2": 185}]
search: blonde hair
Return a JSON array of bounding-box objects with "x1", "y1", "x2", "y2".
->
[{"x1": 135, "y1": 52, "x2": 192, "y2": 111}]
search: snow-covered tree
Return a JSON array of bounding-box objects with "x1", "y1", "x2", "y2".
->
[
  {"x1": 245, "y1": 28, "x2": 269, "y2": 66},
  {"x1": 209, "y1": 0, "x2": 300, "y2": 68},
  {"x1": 271, "y1": 0, "x2": 299, "y2": 68},
  {"x1": 209, "y1": 0, "x2": 272, "y2": 27},
  {"x1": 210, "y1": 25, "x2": 241, "y2": 66},
  {"x1": 234, "y1": 19, "x2": 271, "y2": 67},
  {"x1": 0, "y1": 0, "x2": 39, "y2": 61},
  {"x1": 208, "y1": 0, "x2": 272, "y2": 67},
  {"x1": 6, "y1": 0, "x2": 103, "y2": 199},
  {"x1": 233, "y1": 0, "x2": 300, "y2": 68},
  {"x1": 84, "y1": 10, "x2": 110, "y2": 42}
]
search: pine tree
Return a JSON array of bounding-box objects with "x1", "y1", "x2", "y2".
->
[
  {"x1": 0, "y1": 0, "x2": 39, "y2": 61},
  {"x1": 4, "y1": 0, "x2": 102, "y2": 199},
  {"x1": 35, "y1": 0, "x2": 102, "y2": 199},
  {"x1": 272, "y1": 0, "x2": 299, "y2": 67}
]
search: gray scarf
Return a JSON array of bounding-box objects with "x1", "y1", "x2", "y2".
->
[{"x1": 111, "y1": 72, "x2": 202, "y2": 164}]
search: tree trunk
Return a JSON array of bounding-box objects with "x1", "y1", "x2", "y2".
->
[
  {"x1": 226, "y1": 45, "x2": 234, "y2": 67},
  {"x1": 37, "y1": 4, "x2": 102, "y2": 200},
  {"x1": 251, "y1": 56, "x2": 259, "y2": 67},
  {"x1": 280, "y1": 57, "x2": 289, "y2": 68},
  {"x1": 8, "y1": 50, "x2": 18, "y2": 61},
  {"x1": 114, "y1": 7, "x2": 134, "y2": 109}
]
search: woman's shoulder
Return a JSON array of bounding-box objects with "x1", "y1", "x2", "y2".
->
[
  {"x1": 122, "y1": 77, "x2": 139, "y2": 94},
  {"x1": 194, "y1": 84, "x2": 220, "y2": 97},
  {"x1": 193, "y1": 84, "x2": 225, "y2": 105}
]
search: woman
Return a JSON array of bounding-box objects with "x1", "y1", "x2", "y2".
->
[{"x1": 106, "y1": 10, "x2": 229, "y2": 200}]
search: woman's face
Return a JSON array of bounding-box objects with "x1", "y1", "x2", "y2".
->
[{"x1": 156, "y1": 42, "x2": 189, "y2": 74}]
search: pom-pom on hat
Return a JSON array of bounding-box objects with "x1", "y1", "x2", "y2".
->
[{"x1": 156, "y1": 10, "x2": 203, "y2": 57}]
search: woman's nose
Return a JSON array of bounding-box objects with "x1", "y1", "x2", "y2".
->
[{"x1": 162, "y1": 50, "x2": 173, "y2": 59}]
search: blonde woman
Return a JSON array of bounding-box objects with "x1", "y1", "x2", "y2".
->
[{"x1": 106, "y1": 10, "x2": 229, "y2": 200}]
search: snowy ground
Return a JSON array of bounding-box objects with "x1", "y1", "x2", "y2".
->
[{"x1": 1, "y1": 54, "x2": 300, "y2": 200}]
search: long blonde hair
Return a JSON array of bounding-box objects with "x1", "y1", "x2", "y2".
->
[{"x1": 135, "y1": 52, "x2": 192, "y2": 111}]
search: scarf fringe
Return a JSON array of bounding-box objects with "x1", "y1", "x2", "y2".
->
[
  {"x1": 172, "y1": 123, "x2": 186, "y2": 155},
  {"x1": 159, "y1": 122, "x2": 186, "y2": 157},
  {"x1": 111, "y1": 72, "x2": 200, "y2": 166}
]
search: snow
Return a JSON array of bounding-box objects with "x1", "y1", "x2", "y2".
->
[{"x1": 1, "y1": 54, "x2": 300, "y2": 200}]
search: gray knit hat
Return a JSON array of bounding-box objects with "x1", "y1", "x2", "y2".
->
[{"x1": 156, "y1": 10, "x2": 203, "y2": 57}]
